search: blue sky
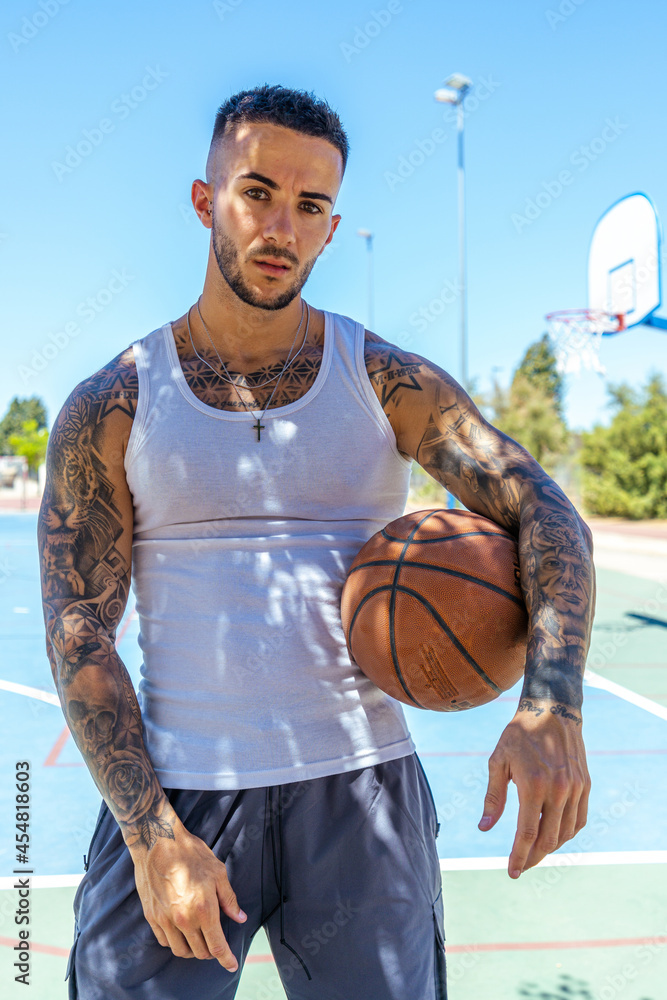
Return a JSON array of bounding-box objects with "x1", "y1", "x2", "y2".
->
[{"x1": 2, "y1": 0, "x2": 667, "y2": 431}]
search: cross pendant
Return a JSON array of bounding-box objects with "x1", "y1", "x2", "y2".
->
[{"x1": 254, "y1": 417, "x2": 265, "y2": 442}]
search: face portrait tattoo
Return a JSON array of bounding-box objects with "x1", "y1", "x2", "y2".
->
[{"x1": 536, "y1": 546, "x2": 590, "y2": 616}]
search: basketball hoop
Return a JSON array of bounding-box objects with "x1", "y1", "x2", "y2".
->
[{"x1": 545, "y1": 309, "x2": 625, "y2": 376}]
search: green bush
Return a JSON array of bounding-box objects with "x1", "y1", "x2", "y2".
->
[
  {"x1": 580, "y1": 373, "x2": 667, "y2": 519},
  {"x1": 483, "y1": 334, "x2": 570, "y2": 478},
  {"x1": 0, "y1": 396, "x2": 47, "y2": 455}
]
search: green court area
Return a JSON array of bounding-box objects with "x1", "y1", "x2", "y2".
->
[
  {"x1": 586, "y1": 562, "x2": 667, "y2": 708},
  {"x1": 2, "y1": 862, "x2": 666, "y2": 999}
]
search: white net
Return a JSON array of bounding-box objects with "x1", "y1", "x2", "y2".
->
[{"x1": 546, "y1": 310, "x2": 621, "y2": 377}]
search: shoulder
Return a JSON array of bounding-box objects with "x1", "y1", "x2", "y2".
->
[
  {"x1": 362, "y1": 330, "x2": 456, "y2": 414},
  {"x1": 361, "y1": 330, "x2": 493, "y2": 464},
  {"x1": 51, "y1": 346, "x2": 138, "y2": 448},
  {"x1": 363, "y1": 330, "x2": 423, "y2": 369},
  {"x1": 82, "y1": 344, "x2": 138, "y2": 392}
]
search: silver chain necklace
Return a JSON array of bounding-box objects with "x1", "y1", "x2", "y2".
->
[
  {"x1": 185, "y1": 300, "x2": 310, "y2": 442},
  {"x1": 196, "y1": 298, "x2": 308, "y2": 389}
]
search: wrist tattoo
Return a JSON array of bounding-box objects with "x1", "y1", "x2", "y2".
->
[
  {"x1": 517, "y1": 698, "x2": 545, "y2": 718},
  {"x1": 549, "y1": 703, "x2": 583, "y2": 726},
  {"x1": 517, "y1": 698, "x2": 582, "y2": 726}
]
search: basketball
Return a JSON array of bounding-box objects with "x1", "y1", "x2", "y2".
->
[{"x1": 341, "y1": 508, "x2": 528, "y2": 711}]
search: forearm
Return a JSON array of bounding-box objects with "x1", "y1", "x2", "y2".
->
[
  {"x1": 516, "y1": 488, "x2": 595, "y2": 714},
  {"x1": 46, "y1": 605, "x2": 178, "y2": 852}
]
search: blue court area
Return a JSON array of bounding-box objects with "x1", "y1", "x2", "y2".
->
[{"x1": 1, "y1": 512, "x2": 666, "y2": 999}]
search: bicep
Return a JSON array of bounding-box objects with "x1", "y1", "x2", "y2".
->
[
  {"x1": 396, "y1": 363, "x2": 555, "y2": 534},
  {"x1": 38, "y1": 386, "x2": 135, "y2": 640}
]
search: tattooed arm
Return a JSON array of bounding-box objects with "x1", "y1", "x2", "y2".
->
[
  {"x1": 38, "y1": 349, "x2": 244, "y2": 969},
  {"x1": 365, "y1": 335, "x2": 594, "y2": 877}
]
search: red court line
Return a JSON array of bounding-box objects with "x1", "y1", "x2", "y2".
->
[
  {"x1": 115, "y1": 607, "x2": 137, "y2": 648},
  {"x1": 3, "y1": 935, "x2": 667, "y2": 960},
  {"x1": 446, "y1": 935, "x2": 667, "y2": 953},
  {"x1": 43, "y1": 608, "x2": 136, "y2": 768},
  {"x1": 0, "y1": 935, "x2": 72, "y2": 958},
  {"x1": 43, "y1": 725, "x2": 71, "y2": 767}
]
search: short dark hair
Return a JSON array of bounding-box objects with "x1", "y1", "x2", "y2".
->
[{"x1": 208, "y1": 84, "x2": 349, "y2": 175}]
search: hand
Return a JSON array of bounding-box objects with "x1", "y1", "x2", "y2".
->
[
  {"x1": 130, "y1": 823, "x2": 247, "y2": 971},
  {"x1": 477, "y1": 700, "x2": 591, "y2": 878}
]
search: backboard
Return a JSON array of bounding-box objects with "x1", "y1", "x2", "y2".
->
[{"x1": 588, "y1": 192, "x2": 662, "y2": 331}]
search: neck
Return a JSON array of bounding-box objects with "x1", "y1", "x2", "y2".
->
[{"x1": 194, "y1": 262, "x2": 306, "y2": 369}]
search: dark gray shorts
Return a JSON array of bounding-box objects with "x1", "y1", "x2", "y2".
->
[{"x1": 67, "y1": 752, "x2": 447, "y2": 999}]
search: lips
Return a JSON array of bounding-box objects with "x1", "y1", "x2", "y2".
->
[{"x1": 253, "y1": 259, "x2": 291, "y2": 276}]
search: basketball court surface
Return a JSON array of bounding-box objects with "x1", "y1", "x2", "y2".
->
[{"x1": 0, "y1": 510, "x2": 665, "y2": 999}]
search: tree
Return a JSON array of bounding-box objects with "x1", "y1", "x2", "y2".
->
[
  {"x1": 0, "y1": 396, "x2": 48, "y2": 455},
  {"x1": 9, "y1": 420, "x2": 49, "y2": 475},
  {"x1": 580, "y1": 373, "x2": 667, "y2": 519},
  {"x1": 482, "y1": 335, "x2": 569, "y2": 476},
  {"x1": 514, "y1": 333, "x2": 565, "y2": 418}
]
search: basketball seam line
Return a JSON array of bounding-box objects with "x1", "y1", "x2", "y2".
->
[
  {"x1": 347, "y1": 585, "x2": 424, "y2": 706},
  {"x1": 381, "y1": 528, "x2": 506, "y2": 545},
  {"x1": 392, "y1": 584, "x2": 503, "y2": 695},
  {"x1": 388, "y1": 510, "x2": 442, "y2": 710},
  {"x1": 347, "y1": 559, "x2": 523, "y2": 606}
]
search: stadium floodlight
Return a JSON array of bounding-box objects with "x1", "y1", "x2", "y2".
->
[
  {"x1": 434, "y1": 88, "x2": 458, "y2": 105},
  {"x1": 444, "y1": 72, "x2": 472, "y2": 93}
]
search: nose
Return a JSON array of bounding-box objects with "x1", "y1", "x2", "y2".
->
[{"x1": 262, "y1": 202, "x2": 297, "y2": 246}]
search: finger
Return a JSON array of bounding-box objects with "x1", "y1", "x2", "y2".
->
[
  {"x1": 201, "y1": 917, "x2": 239, "y2": 972},
  {"x1": 555, "y1": 794, "x2": 582, "y2": 851},
  {"x1": 508, "y1": 790, "x2": 544, "y2": 878},
  {"x1": 169, "y1": 902, "x2": 222, "y2": 963},
  {"x1": 216, "y1": 874, "x2": 247, "y2": 924},
  {"x1": 181, "y1": 927, "x2": 214, "y2": 962},
  {"x1": 478, "y1": 755, "x2": 509, "y2": 831},
  {"x1": 553, "y1": 766, "x2": 590, "y2": 850},
  {"x1": 147, "y1": 919, "x2": 170, "y2": 949},
  {"x1": 163, "y1": 925, "x2": 196, "y2": 960},
  {"x1": 521, "y1": 799, "x2": 567, "y2": 871},
  {"x1": 574, "y1": 773, "x2": 591, "y2": 834}
]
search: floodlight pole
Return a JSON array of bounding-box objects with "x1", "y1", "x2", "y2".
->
[
  {"x1": 457, "y1": 98, "x2": 467, "y2": 390},
  {"x1": 435, "y1": 74, "x2": 471, "y2": 390},
  {"x1": 357, "y1": 229, "x2": 375, "y2": 330}
]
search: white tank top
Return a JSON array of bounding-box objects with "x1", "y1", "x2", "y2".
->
[{"x1": 125, "y1": 310, "x2": 416, "y2": 789}]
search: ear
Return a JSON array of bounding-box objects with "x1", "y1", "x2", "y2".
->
[
  {"x1": 191, "y1": 179, "x2": 213, "y2": 229},
  {"x1": 319, "y1": 214, "x2": 341, "y2": 255}
]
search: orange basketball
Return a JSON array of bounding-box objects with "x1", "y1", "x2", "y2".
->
[{"x1": 341, "y1": 508, "x2": 528, "y2": 711}]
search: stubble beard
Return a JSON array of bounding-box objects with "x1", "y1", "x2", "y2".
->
[{"x1": 212, "y1": 214, "x2": 319, "y2": 312}]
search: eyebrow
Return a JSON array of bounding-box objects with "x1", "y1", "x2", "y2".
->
[{"x1": 236, "y1": 171, "x2": 333, "y2": 205}]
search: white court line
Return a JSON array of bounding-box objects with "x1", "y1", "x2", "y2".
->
[
  {"x1": 0, "y1": 873, "x2": 83, "y2": 889},
  {"x1": 440, "y1": 850, "x2": 667, "y2": 871},
  {"x1": 584, "y1": 668, "x2": 667, "y2": 722},
  {"x1": 0, "y1": 607, "x2": 135, "y2": 709},
  {"x1": 2, "y1": 851, "x2": 665, "y2": 889},
  {"x1": 0, "y1": 679, "x2": 59, "y2": 706}
]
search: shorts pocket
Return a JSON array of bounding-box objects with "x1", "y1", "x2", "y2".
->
[
  {"x1": 64, "y1": 928, "x2": 80, "y2": 999},
  {"x1": 372, "y1": 760, "x2": 431, "y2": 855},
  {"x1": 432, "y1": 886, "x2": 447, "y2": 999},
  {"x1": 414, "y1": 753, "x2": 441, "y2": 839},
  {"x1": 83, "y1": 801, "x2": 108, "y2": 873}
]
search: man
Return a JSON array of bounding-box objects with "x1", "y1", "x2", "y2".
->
[{"x1": 39, "y1": 85, "x2": 594, "y2": 1000}]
